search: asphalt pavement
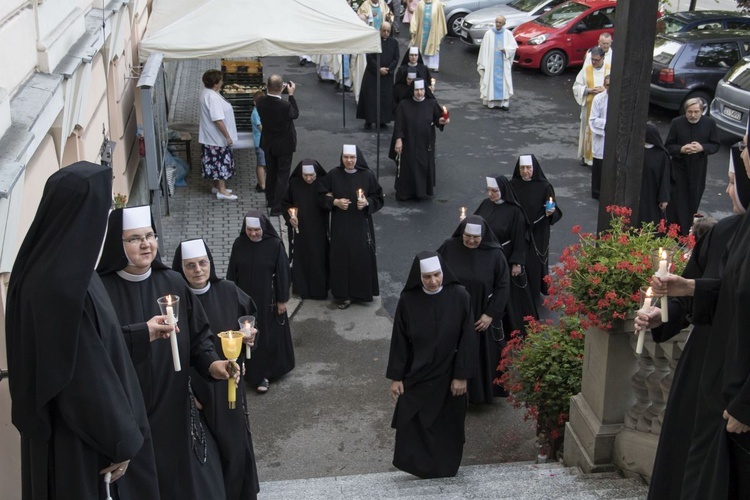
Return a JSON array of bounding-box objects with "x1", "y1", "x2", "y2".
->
[{"x1": 163, "y1": 27, "x2": 737, "y2": 487}]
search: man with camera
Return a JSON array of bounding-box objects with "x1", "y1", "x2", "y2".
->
[{"x1": 256, "y1": 74, "x2": 299, "y2": 216}]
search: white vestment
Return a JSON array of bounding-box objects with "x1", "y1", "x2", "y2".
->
[
  {"x1": 583, "y1": 48, "x2": 613, "y2": 67},
  {"x1": 573, "y1": 63, "x2": 610, "y2": 165},
  {"x1": 477, "y1": 27, "x2": 517, "y2": 108},
  {"x1": 588, "y1": 90, "x2": 608, "y2": 160}
]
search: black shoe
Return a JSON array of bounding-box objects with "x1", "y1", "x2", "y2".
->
[
  {"x1": 255, "y1": 184, "x2": 265, "y2": 193},
  {"x1": 338, "y1": 299, "x2": 352, "y2": 310},
  {"x1": 364, "y1": 122, "x2": 372, "y2": 130},
  {"x1": 500, "y1": 106, "x2": 509, "y2": 111},
  {"x1": 299, "y1": 59, "x2": 307, "y2": 66},
  {"x1": 380, "y1": 123, "x2": 388, "y2": 128},
  {"x1": 344, "y1": 86, "x2": 352, "y2": 92}
]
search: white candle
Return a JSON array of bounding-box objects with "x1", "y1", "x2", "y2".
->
[
  {"x1": 357, "y1": 189, "x2": 365, "y2": 202},
  {"x1": 636, "y1": 289, "x2": 653, "y2": 355},
  {"x1": 166, "y1": 305, "x2": 181, "y2": 371},
  {"x1": 659, "y1": 249, "x2": 669, "y2": 321},
  {"x1": 243, "y1": 320, "x2": 252, "y2": 359},
  {"x1": 460, "y1": 207, "x2": 466, "y2": 221}
]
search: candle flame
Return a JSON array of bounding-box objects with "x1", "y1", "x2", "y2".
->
[
  {"x1": 646, "y1": 287, "x2": 653, "y2": 298},
  {"x1": 166, "y1": 295, "x2": 173, "y2": 305},
  {"x1": 661, "y1": 249, "x2": 667, "y2": 260},
  {"x1": 549, "y1": 197, "x2": 553, "y2": 203},
  {"x1": 442, "y1": 105, "x2": 448, "y2": 113}
]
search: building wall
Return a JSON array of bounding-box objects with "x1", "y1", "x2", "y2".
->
[{"x1": 0, "y1": 1, "x2": 152, "y2": 497}]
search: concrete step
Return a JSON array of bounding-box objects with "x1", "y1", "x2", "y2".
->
[{"x1": 259, "y1": 462, "x2": 648, "y2": 499}]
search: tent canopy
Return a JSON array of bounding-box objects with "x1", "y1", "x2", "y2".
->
[{"x1": 139, "y1": 0, "x2": 382, "y2": 60}]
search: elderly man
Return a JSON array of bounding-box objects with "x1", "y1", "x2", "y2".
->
[
  {"x1": 357, "y1": 22, "x2": 400, "y2": 129},
  {"x1": 588, "y1": 74, "x2": 610, "y2": 199},
  {"x1": 583, "y1": 33, "x2": 613, "y2": 67},
  {"x1": 256, "y1": 74, "x2": 299, "y2": 216},
  {"x1": 573, "y1": 46, "x2": 610, "y2": 166},
  {"x1": 665, "y1": 98, "x2": 720, "y2": 235},
  {"x1": 477, "y1": 15, "x2": 517, "y2": 110}
]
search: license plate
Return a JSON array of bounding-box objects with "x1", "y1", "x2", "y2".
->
[
  {"x1": 461, "y1": 30, "x2": 468, "y2": 37},
  {"x1": 723, "y1": 106, "x2": 743, "y2": 121}
]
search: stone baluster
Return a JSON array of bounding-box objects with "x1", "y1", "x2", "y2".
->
[
  {"x1": 643, "y1": 342, "x2": 670, "y2": 435},
  {"x1": 625, "y1": 334, "x2": 654, "y2": 431}
]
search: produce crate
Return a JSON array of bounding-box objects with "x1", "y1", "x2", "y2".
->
[
  {"x1": 221, "y1": 59, "x2": 264, "y2": 132},
  {"x1": 221, "y1": 59, "x2": 263, "y2": 74}
]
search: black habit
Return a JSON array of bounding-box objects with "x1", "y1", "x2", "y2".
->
[
  {"x1": 665, "y1": 114, "x2": 720, "y2": 235},
  {"x1": 474, "y1": 175, "x2": 538, "y2": 332},
  {"x1": 97, "y1": 208, "x2": 220, "y2": 500},
  {"x1": 389, "y1": 95, "x2": 445, "y2": 200},
  {"x1": 638, "y1": 123, "x2": 671, "y2": 228},
  {"x1": 172, "y1": 241, "x2": 261, "y2": 500},
  {"x1": 319, "y1": 157, "x2": 384, "y2": 302},
  {"x1": 356, "y1": 36, "x2": 400, "y2": 125},
  {"x1": 437, "y1": 216, "x2": 510, "y2": 404},
  {"x1": 281, "y1": 159, "x2": 330, "y2": 299},
  {"x1": 6, "y1": 163, "x2": 158, "y2": 500},
  {"x1": 509, "y1": 156, "x2": 562, "y2": 307},
  {"x1": 647, "y1": 214, "x2": 741, "y2": 500},
  {"x1": 227, "y1": 211, "x2": 295, "y2": 386},
  {"x1": 386, "y1": 252, "x2": 477, "y2": 478}
]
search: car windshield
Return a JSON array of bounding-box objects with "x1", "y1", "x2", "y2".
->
[
  {"x1": 655, "y1": 16, "x2": 688, "y2": 35},
  {"x1": 653, "y1": 37, "x2": 684, "y2": 65},
  {"x1": 725, "y1": 58, "x2": 750, "y2": 90},
  {"x1": 533, "y1": 1, "x2": 588, "y2": 28},
  {"x1": 509, "y1": 0, "x2": 545, "y2": 13}
]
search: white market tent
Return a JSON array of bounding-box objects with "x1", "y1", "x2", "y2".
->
[{"x1": 139, "y1": 0, "x2": 381, "y2": 60}]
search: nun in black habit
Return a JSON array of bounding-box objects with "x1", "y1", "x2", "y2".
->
[
  {"x1": 281, "y1": 159, "x2": 329, "y2": 300},
  {"x1": 173, "y1": 239, "x2": 261, "y2": 500},
  {"x1": 227, "y1": 210, "x2": 295, "y2": 392},
  {"x1": 392, "y1": 68, "x2": 416, "y2": 114},
  {"x1": 319, "y1": 145, "x2": 385, "y2": 309},
  {"x1": 97, "y1": 206, "x2": 233, "y2": 500},
  {"x1": 389, "y1": 79, "x2": 447, "y2": 201},
  {"x1": 394, "y1": 46, "x2": 432, "y2": 86},
  {"x1": 638, "y1": 148, "x2": 749, "y2": 500},
  {"x1": 356, "y1": 22, "x2": 400, "y2": 127},
  {"x1": 437, "y1": 216, "x2": 510, "y2": 404},
  {"x1": 474, "y1": 175, "x2": 538, "y2": 329},
  {"x1": 6, "y1": 162, "x2": 158, "y2": 499},
  {"x1": 637, "y1": 123, "x2": 671, "y2": 228},
  {"x1": 387, "y1": 251, "x2": 477, "y2": 479},
  {"x1": 509, "y1": 154, "x2": 563, "y2": 307}
]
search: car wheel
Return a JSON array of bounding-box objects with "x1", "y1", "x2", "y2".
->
[
  {"x1": 540, "y1": 50, "x2": 567, "y2": 77},
  {"x1": 682, "y1": 91, "x2": 712, "y2": 116},
  {"x1": 448, "y1": 14, "x2": 465, "y2": 37}
]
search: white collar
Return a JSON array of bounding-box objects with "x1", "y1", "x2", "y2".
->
[
  {"x1": 344, "y1": 168, "x2": 358, "y2": 174},
  {"x1": 494, "y1": 199, "x2": 505, "y2": 204},
  {"x1": 268, "y1": 93, "x2": 282, "y2": 99},
  {"x1": 645, "y1": 144, "x2": 654, "y2": 149},
  {"x1": 192, "y1": 282, "x2": 212, "y2": 295},
  {"x1": 116, "y1": 268, "x2": 153, "y2": 282},
  {"x1": 422, "y1": 286, "x2": 443, "y2": 295},
  {"x1": 413, "y1": 96, "x2": 425, "y2": 102}
]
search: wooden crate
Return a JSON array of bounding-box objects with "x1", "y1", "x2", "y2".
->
[{"x1": 221, "y1": 59, "x2": 263, "y2": 74}]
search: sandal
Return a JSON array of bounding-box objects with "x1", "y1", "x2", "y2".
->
[
  {"x1": 338, "y1": 300, "x2": 352, "y2": 310},
  {"x1": 256, "y1": 378, "x2": 269, "y2": 394}
]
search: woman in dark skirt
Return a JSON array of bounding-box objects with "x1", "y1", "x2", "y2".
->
[{"x1": 637, "y1": 122, "x2": 671, "y2": 228}]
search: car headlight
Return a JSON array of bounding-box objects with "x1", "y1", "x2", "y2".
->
[
  {"x1": 474, "y1": 22, "x2": 494, "y2": 29},
  {"x1": 527, "y1": 34, "x2": 547, "y2": 45}
]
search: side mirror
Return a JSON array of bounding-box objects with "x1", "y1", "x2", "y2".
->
[{"x1": 574, "y1": 22, "x2": 587, "y2": 32}]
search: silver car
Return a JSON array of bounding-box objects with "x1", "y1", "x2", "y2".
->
[
  {"x1": 444, "y1": 0, "x2": 514, "y2": 37},
  {"x1": 459, "y1": 0, "x2": 567, "y2": 46},
  {"x1": 711, "y1": 56, "x2": 750, "y2": 139}
]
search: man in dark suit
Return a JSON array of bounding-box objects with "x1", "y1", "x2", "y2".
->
[{"x1": 256, "y1": 74, "x2": 299, "y2": 215}]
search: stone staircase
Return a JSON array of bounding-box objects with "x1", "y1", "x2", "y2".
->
[{"x1": 259, "y1": 462, "x2": 647, "y2": 499}]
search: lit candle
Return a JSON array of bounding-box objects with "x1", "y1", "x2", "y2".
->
[
  {"x1": 219, "y1": 331, "x2": 243, "y2": 409},
  {"x1": 442, "y1": 106, "x2": 449, "y2": 120},
  {"x1": 636, "y1": 287, "x2": 653, "y2": 355},
  {"x1": 166, "y1": 297, "x2": 181, "y2": 372},
  {"x1": 242, "y1": 320, "x2": 253, "y2": 358},
  {"x1": 431, "y1": 77, "x2": 436, "y2": 89},
  {"x1": 227, "y1": 332, "x2": 236, "y2": 405},
  {"x1": 357, "y1": 188, "x2": 365, "y2": 202},
  {"x1": 288, "y1": 207, "x2": 299, "y2": 234},
  {"x1": 460, "y1": 206, "x2": 466, "y2": 221},
  {"x1": 658, "y1": 249, "x2": 669, "y2": 322},
  {"x1": 545, "y1": 197, "x2": 556, "y2": 211}
]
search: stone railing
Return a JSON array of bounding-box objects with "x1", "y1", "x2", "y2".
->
[{"x1": 563, "y1": 321, "x2": 691, "y2": 482}]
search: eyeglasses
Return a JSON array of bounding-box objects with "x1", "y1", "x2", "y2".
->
[
  {"x1": 123, "y1": 233, "x2": 157, "y2": 245},
  {"x1": 591, "y1": 57, "x2": 603, "y2": 63},
  {"x1": 184, "y1": 260, "x2": 210, "y2": 271}
]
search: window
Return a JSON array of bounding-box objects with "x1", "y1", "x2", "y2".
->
[
  {"x1": 727, "y1": 20, "x2": 750, "y2": 30},
  {"x1": 653, "y1": 37, "x2": 684, "y2": 65},
  {"x1": 694, "y1": 22, "x2": 723, "y2": 31},
  {"x1": 695, "y1": 42, "x2": 741, "y2": 68},
  {"x1": 578, "y1": 7, "x2": 616, "y2": 31},
  {"x1": 534, "y1": 1, "x2": 588, "y2": 28},
  {"x1": 656, "y1": 17, "x2": 687, "y2": 35},
  {"x1": 725, "y1": 57, "x2": 750, "y2": 91}
]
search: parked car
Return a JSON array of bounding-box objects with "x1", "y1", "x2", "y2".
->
[
  {"x1": 650, "y1": 30, "x2": 750, "y2": 115},
  {"x1": 444, "y1": 0, "x2": 514, "y2": 37},
  {"x1": 656, "y1": 10, "x2": 750, "y2": 36},
  {"x1": 459, "y1": 0, "x2": 567, "y2": 46},
  {"x1": 710, "y1": 56, "x2": 750, "y2": 138},
  {"x1": 512, "y1": 0, "x2": 616, "y2": 76}
]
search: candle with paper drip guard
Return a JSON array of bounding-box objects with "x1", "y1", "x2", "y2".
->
[
  {"x1": 357, "y1": 189, "x2": 365, "y2": 203},
  {"x1": 460, "y1": 206, "x2": 466, "y2": 221},
  {"x1": 238, "y1": 315, "x2": 256, "y2": 358},
  {"x1": 218, "y1": 331, "x2": 243, "y2": 408},
  {"x1": 651, "y1": 248, "x2": 674, "y2": 323},
  {"x1": 288, "y1": 207, "x2": 299, "y2": 234},
  {"x1": 636, "y1": 286, "x2": 654, "y2": 355},
  {"x1": 442, "y1": 106, "x2": 449, "y2": 120},
  {"x1": 545, "y1": 197, "x2": 556, "y2": 212},
  {"x1": 157, "y1": 295, "x2": 181, "y2": 371}
]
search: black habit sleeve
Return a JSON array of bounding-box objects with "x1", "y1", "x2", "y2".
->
[
  {"x1": 485, "y1": 253, "x2": 510, "y2": 321},
  {"x1": 386, "y1": 297, "x2": 411, "y2": 381},
  {"x1": 545, "y1": 184, "x2": 563, "y2": 225},
  {"x1": 274, "y1": 243, "x2": 292, "y2": 303},
  {"x1": 185, "y1": 291, "x2": 221, "y2": 379},
  {"x1": 699, "y1": 120, "x2": 720, "y2": 156},
  {"x1": 452, "y1": 288, "x2": 477, "y2": 381},
  {"x1": 665, "y1": 118, "x2": 685, "y2": 158},
  {"x1": 658, "y1": 153, "x2": 671, "y2": 204},
  {"x1": 364, "y1": 171, "x2": 385, "y2": 215}
]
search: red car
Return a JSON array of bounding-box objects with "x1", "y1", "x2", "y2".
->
[{"x1": 513, "y1": 0, "x2": 616, "y2": 76}]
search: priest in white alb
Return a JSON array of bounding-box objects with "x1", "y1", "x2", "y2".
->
[
  {"x1": 477, "y1": 15, "x2": 517, "y2": 111},
  {"x1": 572, "y1": 46, "x2": 610, "y2": 166}
]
